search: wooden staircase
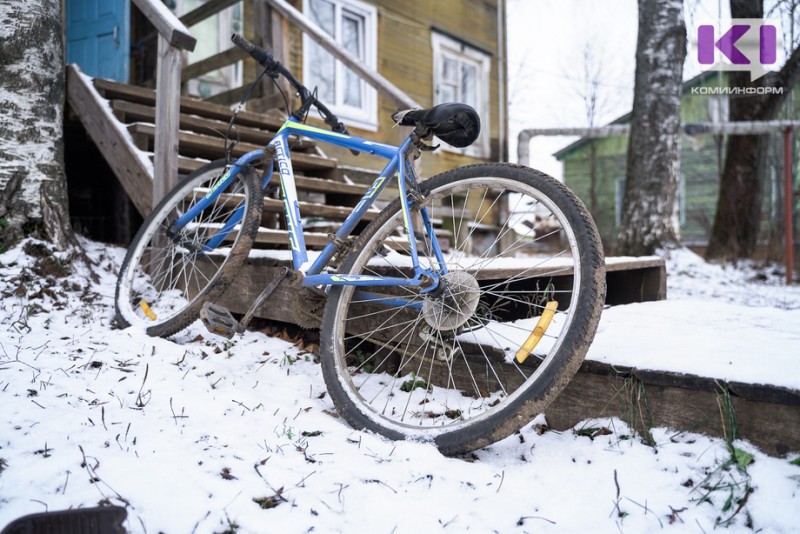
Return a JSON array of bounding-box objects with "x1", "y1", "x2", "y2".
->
[{"x1": 66, "y1": 64, "x2": 382, "y2": 251}]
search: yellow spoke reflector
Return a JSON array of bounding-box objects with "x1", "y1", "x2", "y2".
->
[
  {"x1": 139, "y1": 299, "x2": 157, "y2": 321},
  {"x1": 515, "y1": 301, "x2": 558, "y2": 364}
]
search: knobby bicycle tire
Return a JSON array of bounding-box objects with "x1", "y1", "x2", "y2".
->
[
  {"x1": 320, "y1": 163, "x2": 606, "y2": 455},
  {"x1": 115, "y1": 159, "x2": 263, "y2": 337}
]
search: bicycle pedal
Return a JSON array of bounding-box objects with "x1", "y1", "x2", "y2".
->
[{"x1": 200, "y1": 302, "x2": 239, "y2": 339}]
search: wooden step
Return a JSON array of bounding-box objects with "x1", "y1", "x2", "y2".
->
[
  {"x1": 201, "y1": 189, "x2": 379, "y2": 222},
  {"x1": 130, "y1": 123, "x2": 337, "y2": 174},
  {"x1": 255, "y1": 227, "x2": 330, "y2": 248},
  {"x1": 261, "y1": 197, "x2": 378, "y2": 221},
  {"x1": 110, "y1": 100, "x2": 316, "y2": 152},
  {"x1": 93, "y1": 77, "x2": 286, "y2": 131},
  {"x1": 252, "y1": 228, "x2": 410, "y2": 250},
  {"x1": 177, "y1": 156, "x2": 370, "y2": 197}
]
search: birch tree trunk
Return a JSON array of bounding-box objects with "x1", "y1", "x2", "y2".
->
[
  {"x1": 618, "y1": 0, "x2": 687, "y2": 256},
  {"x1": 0, "y1": 0, "x2": 75, "y2": 252}
]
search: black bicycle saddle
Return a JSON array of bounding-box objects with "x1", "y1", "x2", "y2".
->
[{"x1": 392, "y1": 103, "x2": 480, "y2": 148}]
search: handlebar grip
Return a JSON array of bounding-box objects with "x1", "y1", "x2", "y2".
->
[{"x1": 231, "y1": 33, "x2": 277, "y2": 70}]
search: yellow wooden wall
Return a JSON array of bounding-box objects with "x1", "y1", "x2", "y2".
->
[{"x1": 253, "y1": 0, "x2": 507, "y2": 179}]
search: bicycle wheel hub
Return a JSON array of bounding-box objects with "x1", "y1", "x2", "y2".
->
[{"x1": 421, "y1": 271, "x2": 481, "y2": 331}]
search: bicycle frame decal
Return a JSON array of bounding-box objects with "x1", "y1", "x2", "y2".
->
[
  {"x1": 273, "y1": 134, "x2": 306, "y2": 262},
  {"x1": 205, "y1": 169, "x2": 232, "y2": 199},
  {"x1": 277, "y1": 121, "x2": 350, "y2": 139}
]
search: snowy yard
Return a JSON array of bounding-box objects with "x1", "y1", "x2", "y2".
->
[{"x1": 1, "y1": 238, "x2": 799, "y2": 533}]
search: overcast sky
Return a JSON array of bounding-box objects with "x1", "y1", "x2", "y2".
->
[{"x1": 505, "y1": 0, "x2": 734, "y2": 178}]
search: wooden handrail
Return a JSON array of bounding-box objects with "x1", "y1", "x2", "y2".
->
[
  {"x1": 131, "y1": 0, "x2": 197, "y2": 51},
  {"x1": 266, "y1": 0, "x2": 420, "y2": 110},
  {"x1": 181, "y1": 46, "x2": 249, "y2": 82}
]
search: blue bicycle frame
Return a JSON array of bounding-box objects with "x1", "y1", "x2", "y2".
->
[{"x1": 170, "y1": 116, "x2": 449, "y2": 293}]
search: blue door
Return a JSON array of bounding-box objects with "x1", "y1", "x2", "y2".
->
[{"x1": 66, "y1": 0, "x2": 130, "y2": 82}]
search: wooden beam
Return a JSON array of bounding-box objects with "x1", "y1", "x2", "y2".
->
[
  {"x1": 131, "y1": 123, "x2": 337, "y2": 172},
  {"x1": 182, "y1": 46, "x2": 249, "y2": 82},
  {"x1": 110, "y1": 100, "x2": 315, "y2": 151},
  {"x1": 203, "y1": 84, "x2": 258, "y2": 107},
  {"x1": 65, "y1": 65, "x2": 153, "y2": 216},
  {"x1": 545, "y1": 360, "x2": 800, "y2": 457},
  {"x1": 180, "y1": 0, "x2": 240, "y2": 28},
  {"x1": 131, "y1": 0, "x2": 196, "y2": 51},
  {"x1": 177, "y1": 158, "x2": 368, "y2": 196},
  {"x1": 184, "y1": 188, "x2": 379, "y2": 221},
  {"x1": 153, "y1": 35, "x2": 183, "y2": 207},
  {"x1": 93, "y1": 78, "x2": 287, "y2": 130}
]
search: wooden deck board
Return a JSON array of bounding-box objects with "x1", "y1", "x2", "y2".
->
[
  {"x1": 111, "y1": 100, "x2": 316, "y2": 151},
  {"x1": 176, "y1": 157, "x2": 369, "y2": 196},
  {"x1": 93, "y1": 77, "x2": 287, "y2": 130},
  {"x1": 546, "y1": 360, "x2": 800, "y2": 456},
  {"x1": 130, "y1": 123, "x2": 337, "y2": 172}
]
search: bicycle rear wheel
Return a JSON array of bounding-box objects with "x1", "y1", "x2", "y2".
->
[
  {"x1": 320, "y1": 163, "x2": 605, "y2": 455},
  {"x1": 115, "y1": 159, "x2": 263, "y2": 337}
]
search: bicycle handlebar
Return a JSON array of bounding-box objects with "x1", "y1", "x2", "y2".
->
[
  {"x1": 231, "y1": 33, "x2": 357, "y2": 155},
  {"x1": 231, "y1": 33, "x2": 279, "y2": 71}
]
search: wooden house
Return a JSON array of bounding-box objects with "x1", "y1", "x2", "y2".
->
[
  {"x1": 63, "y1": 0, "x2": 509, "y2": 243},
  {"x1": 554, "y1": 71, "x2": 797, "y2": 253},
  {"x1": 252, "y1": 0, "x2": 511, "y2": 175}
]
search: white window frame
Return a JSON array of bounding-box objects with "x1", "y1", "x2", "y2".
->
[
  {"x1": 431, "y1": 32, "x2": 491, "y2": 158},
  {"x1": 302, "y1": 0, "x2": 378, "y2": 131}
]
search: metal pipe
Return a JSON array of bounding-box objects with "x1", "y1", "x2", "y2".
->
[
  {"x1": 517, "y1": 120, "x2": 800, "y2": 167},
  {"x1": 785, "y1": 128, "x2": 795, "y2": 284},
  {"x1": 516, "y1": 125, "x2": 631, "y2": 166},
  {"x1": 497, "y1": 0, "x2": 507, "y2": 161}
]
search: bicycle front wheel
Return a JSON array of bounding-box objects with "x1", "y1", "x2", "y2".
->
[
  {"x1": 115, "y1": 159, "x2": 263, "y2": 337},
  {"x1": 320, "y1": 163, "x2": 605, "y2": 455}
]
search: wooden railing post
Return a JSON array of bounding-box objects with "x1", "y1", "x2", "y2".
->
[
  {"x1": 153, "y1": 35, "x2": 183, "y2": 205},
  {"x1": 131, "y1": 0, "x2": 196, "y2": 208}
]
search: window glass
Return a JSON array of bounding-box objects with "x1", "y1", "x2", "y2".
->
[
  {"x1": 341, "y1": 12, "x2": 363, "y2": 107},
  {"x1": 303, "y1": 0, "x2": 377, "y2": 128},
  {"x1": 432, "y1": 32, "x2": 491, "y2": 157},
  {"x1": 461, "y1": 63, "x2": 477, "y2": 108}
]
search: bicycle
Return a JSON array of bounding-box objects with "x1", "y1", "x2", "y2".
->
[{"x1": 115, "y1": 34, "x2": 606, "y2": 455}]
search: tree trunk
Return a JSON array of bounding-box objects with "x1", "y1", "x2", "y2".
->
[
  {"x1": 618, "y1": 0, "x2": 687, "y2": 256},
  {"x1": 0, "y1": 0, "x2": 75, "y2": 252},
  {"x1": 706, "y1": 0, "x2": 800, "y2": 261}
]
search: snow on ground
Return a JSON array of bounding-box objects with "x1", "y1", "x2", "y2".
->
[
  {"x1": 588, "y1": 248, "x2": 800, "y2": 390},
  {"x1": 1, "y1": 238, "x2": 799, "y2": 533}
]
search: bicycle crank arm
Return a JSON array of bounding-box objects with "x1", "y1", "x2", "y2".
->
[{"x1": 200, "y1": 267, "x2": 292, "y2": 338}]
